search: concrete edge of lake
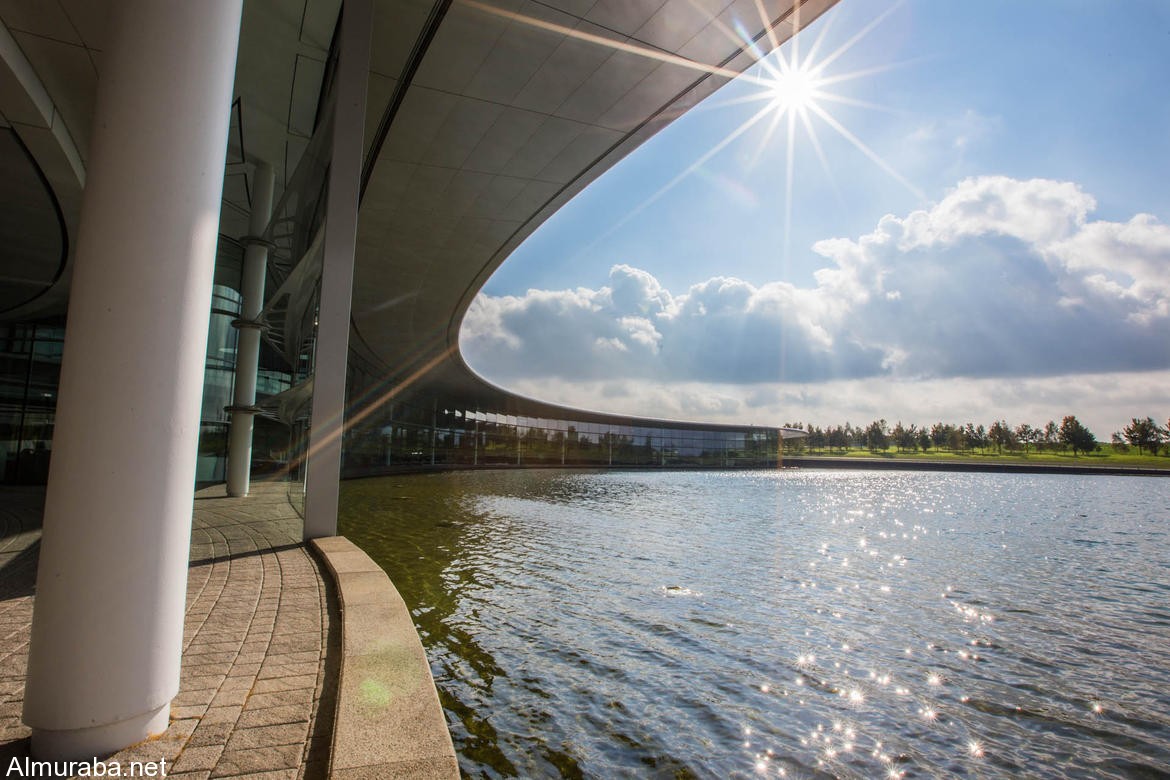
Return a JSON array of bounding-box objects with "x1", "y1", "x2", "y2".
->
[
  {"x1": 309, "y1": 535, "x2": 459, "y2": 779},
  {"x1": 340, "y1": 459, "x2": 1170, "y2": 479},
  {"x1": 779, "y1": 456, "x2": 1170, "y2": 477}
]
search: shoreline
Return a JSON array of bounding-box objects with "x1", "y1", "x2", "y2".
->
[
  {"x1": 779, "y1": 455, "x2": 1170, "y2": 477},
  {"x1": 341, "y1": 458, "x2": 1170, "y2": 479}
]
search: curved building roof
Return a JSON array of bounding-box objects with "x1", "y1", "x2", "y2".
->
[
  {"x1": 0, "y1": 0, "x2": 835, "y2": 429},
  {"x1": 350, "y1": 0, "x2": 836, "y2": 420}
]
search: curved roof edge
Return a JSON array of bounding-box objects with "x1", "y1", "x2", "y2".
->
[{"x1": 350, "y1": 0, "x2": 837, "y2": 439}]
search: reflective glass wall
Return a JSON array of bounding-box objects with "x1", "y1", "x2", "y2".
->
[
  {"x1": 0, "y1": 323, "x2": 63, "y2": 484},
  {"x1": 197, "y1": 283, "x2": 242, "y2": 482},
  {"x1": 340, "y1": 394, "x2": 785, "y2": 477}
]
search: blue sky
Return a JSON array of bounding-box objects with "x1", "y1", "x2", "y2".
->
[{"x1": 462, "y1": 0, "x2": 1170, "y2": 436}]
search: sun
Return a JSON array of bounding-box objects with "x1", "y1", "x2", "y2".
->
[
  {"x1": 765, "y1": 66, "x2": 822, "y2": 111},
  {"x1": 456, "y1": 0, "x2": 922, "y2": 259},
  {"x1": 710, "y1": 2, "x2": 925, "y2": 262}
]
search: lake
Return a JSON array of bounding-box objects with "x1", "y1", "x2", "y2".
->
[{"x1": 339, "y1": 468, "x2": 1170, "y2": 778}]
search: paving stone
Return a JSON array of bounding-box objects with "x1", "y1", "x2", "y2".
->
[
  {"x1": 225, "y1": 661, "x2": 262, "y2": 677},
  {"x1": 251, "y1": 674, "x2": 317, "y2": 694},
  {"x1": 174, "y1": 687, "x2": 219, "y2": 707},
  {"x1": 209, "y1": 686, "x2": 251, "y2": 708},
  {"x1": 223, "y1": 722, "x2": 308, "y2": 752},
  {"x1": 186, "y1": 719, "x2": 235, "y2": 749},
  {"x1": 235, "y1": 704, "x2": 309, "y2": 729},
  {"x1": 210, "y1": 744, "x2": 303, "y2": 776},
  {"x1": 243, "y1": 688, "x2": 312, "y2": 711},
  {"x1": 163, "y1": 771, "x2": 211, "y2": 780},
  {"x1": 219, "y1": 675, "x2": 254, "y2": 692},
  {"x1": 173, "y1": 703, "x2": 212, "y2": 720},
  {"x1": 199, "y1": 705, "x2": 243, "y2": 725},
  {"x1": 0, "y1": 484, "x2": 340, "y2": 779},
  {"x1": 171, "y1": 744, "x2": 225, "y2": 772}
]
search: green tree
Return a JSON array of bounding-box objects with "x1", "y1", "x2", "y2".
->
[
  {"x1": 892, "y1": 421, "x2": 908, "y2": 452},
  {"x1": 864, "y1": 419, "x2": 888, "y2": 452},
  {"x1": 828, "y1": 426, "x2": 848, "y2": 453},
  {"x1": 988, "y1": 420, "x2": 1015, "y2": 454},
  {"x1": 930, "y1": 422, "x2": 948, "y2": 452},
  {"x1": 1015, "y1": 423, "x2": 1035, "y2": 454},
  {"x1": 1059, "y1": 415, "x2": 1097, "y2": 456},
  {"x1": 964, "y1": 423, "x2": 987, "y2": 453},
  {"x1": 1043, "y1": 420, "x2": 1058, "y2": 451},
  {"x1": 1123, "y1": 417, "x2": 1163, "y2": 455}
]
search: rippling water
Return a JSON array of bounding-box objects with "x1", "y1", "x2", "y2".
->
[{"x1": 339, "y1": 469, "x2": 1170, "y2": 778}]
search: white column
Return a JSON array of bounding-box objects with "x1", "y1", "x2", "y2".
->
[
  {"x1": 227, "y1": 162, "x2": 275, "y2": 497},
  {"x1": 22, "y1": 0, "x2": 242, "y2": 761},
  {"x1": 303, "y1": 0, "x2": 372, "y2": 539}
]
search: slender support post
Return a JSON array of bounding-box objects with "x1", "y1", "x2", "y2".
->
[
  {"x1": 22, "y1": 0, "x2": 242, "y2": 760},
  {"x1": 384, "y1": 403, "x2": 394, "y2": 466},
  {"x1": 430, "y1": 399, "x2": 436, "y2": 466},
  {"x1": 303, "y1": 0, "x2": 373, "y2": 539},
  {"x1": 227, "y1": 162, "x2": 275, "y2": 497},
  {"x1": 473, "y1": 418, "x2": 479, "y2": 465}
]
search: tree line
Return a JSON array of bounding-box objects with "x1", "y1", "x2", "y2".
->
[{"x1": 781, "y1": 415, "x2": 1170, "y2": 457}]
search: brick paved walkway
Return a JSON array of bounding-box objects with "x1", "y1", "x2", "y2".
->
[{"x1": 0, "y1": 482, "x2": 338, "y2": 779}]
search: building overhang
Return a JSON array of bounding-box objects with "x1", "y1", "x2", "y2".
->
[
  {"x1": 350, "y1": 0, "x2": 838, "y2": 422},
  {"x1": 0, "y1": 0, "x2": 837, "y2": 430}
]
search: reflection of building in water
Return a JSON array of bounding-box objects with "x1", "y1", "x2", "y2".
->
[{"x1": 0, "y1": 0, "x2": 829, "y2": 762}]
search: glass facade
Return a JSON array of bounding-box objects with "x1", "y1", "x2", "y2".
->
[
  {"x1": 0, "y1": 323, "x2": 63, "y2": 484},
  {"x1": 197, "y1": 283, "x2": 242, "y2": 482},
  {"x1": 339, "y1": 394, "x2": 788, "y2": 476}
]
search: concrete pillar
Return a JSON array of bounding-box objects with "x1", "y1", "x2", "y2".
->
[
  {"x1": 303, "y1": 0, "x2": 372, "y2": 539},
  {"x1": 22, "y1": 0, "x2": 242, "y2": 761},
  {"x1": 227, "y1": 162, "x2": 275, "y2": 497}
]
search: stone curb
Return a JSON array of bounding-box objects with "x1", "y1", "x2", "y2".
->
[{"x1": 309, "y1": 536, "x2": 458, "y2": 778}]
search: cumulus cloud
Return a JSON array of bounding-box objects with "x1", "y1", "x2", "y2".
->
[{"x1": 461, "y1": 176, "x2": 1170, "y2": 390}]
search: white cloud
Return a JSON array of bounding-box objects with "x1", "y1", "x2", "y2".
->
[
  {"x1": 895, "y1": 176, "x2": 1094, "y2": 249},
  {"x1": 461, "y1": 176, "x2": 1170, "y2": 417},
  {"x1": 1044, "y1": 213, "x2": 1170, "y2": 322}
]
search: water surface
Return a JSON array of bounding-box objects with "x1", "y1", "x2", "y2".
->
[{"x1": 340, "y1": 469, "x2": 1170, "y2": 778}]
